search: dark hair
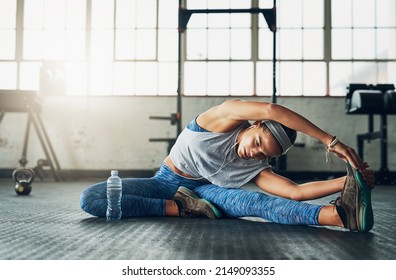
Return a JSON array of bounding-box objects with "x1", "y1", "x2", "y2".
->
[{"x1": 260, "y1": 121, "x2": 297, "y2": 150}]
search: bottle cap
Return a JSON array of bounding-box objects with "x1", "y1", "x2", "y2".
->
[{"x1": 111, "y1": 170, "x2": 118, "y2": 176}]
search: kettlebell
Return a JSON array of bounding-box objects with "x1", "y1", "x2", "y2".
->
[{"x1": 12, "y1": 168, "x2": 35, "y2": 195}]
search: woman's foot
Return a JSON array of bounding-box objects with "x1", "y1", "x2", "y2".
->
[
  {"x1": 173, "y1": 187, "x2": 222, "y2": 219},
  {"x1": 333, "y1": 163, "x2": 374, "y2": 232}
]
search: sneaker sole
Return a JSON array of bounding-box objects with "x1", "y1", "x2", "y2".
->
[
  {"x1": 178, "y1": 186, "x2": 222, "y2": 219},
  {"x1": 355, "y1": 169, "x2": 374, "y2": 232},
  {"x1": 347, "y1": 163, "x2": 374, "y2": 232}
]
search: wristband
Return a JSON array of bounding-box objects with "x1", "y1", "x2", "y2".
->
[{"x1": 326, "y1": 136, "x2": 339, "y2": 163}]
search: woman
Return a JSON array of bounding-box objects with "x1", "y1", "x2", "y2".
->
[{"x1": 80, "y1": 99, "x2": 375, "y2": 232}]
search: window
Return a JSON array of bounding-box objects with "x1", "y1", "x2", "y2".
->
[
  {"x1": 330, "y1": 0, "x2": 396, "y2": 95},
  {"x1": 0, "y1": 0, "x2": 395, "y2": 96}
]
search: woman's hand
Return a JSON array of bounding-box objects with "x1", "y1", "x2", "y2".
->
[
  {"x1": 360, "y1": 162, "x2": 376, "y2": 189},
  {"x1": 329, "y1": 141, "x2": 365, "y2": 171}
]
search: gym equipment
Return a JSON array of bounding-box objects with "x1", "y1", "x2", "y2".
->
[
  {"x1": 12, "y1": 168, "x2": 35, "y2": 195},
  {"x1": 149, "y1": 113, "x2": 180, "y2": 154},
  {"x1": 346, "y1": 83, "x2": 396, "y2": 184},
  {"x1": 0, "y1": 90, "x2": 62, "y2": 182}
]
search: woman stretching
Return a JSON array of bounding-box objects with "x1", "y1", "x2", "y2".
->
[{"x1": 80, "y1": 99, "x2": 375, "y2": 232}]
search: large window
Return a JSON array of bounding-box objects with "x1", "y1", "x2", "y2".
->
[
  {"x1": 330, "y1": 0, "x2": 396, "y2": 95},
  {"x1": 0, "y1": 0, "x2": 395, "y2": 96}
]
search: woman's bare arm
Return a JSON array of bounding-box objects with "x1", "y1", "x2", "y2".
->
[{"x1": 198, "y1": 99, "x2": 365, "y2": 170}]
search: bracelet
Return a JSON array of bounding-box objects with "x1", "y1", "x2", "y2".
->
[
  {"x1": 328, "y1": 136, "x2": 339, "y2": 148},
  {"x1": 325, "y1": 136, "x2": 339, "y2": 163}
]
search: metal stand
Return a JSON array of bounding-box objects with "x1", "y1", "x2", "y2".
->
[
  {"x1": 149, "y1": 113, "x2": 180, "y2": 154},
  {"x1": 357, "y1": 114, "x2": 395, "y2": 184},
  {"x1": 0, "y1": 90, "x2": 62, "y2": 181}
]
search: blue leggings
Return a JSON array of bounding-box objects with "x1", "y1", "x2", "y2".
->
[{"x1": 80, "y1": 163, "x2": 323, "y2": 225}]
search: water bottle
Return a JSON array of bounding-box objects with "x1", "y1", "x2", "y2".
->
[{"x1": 106, "y1": 170, "x2": 122, "y2": 220}]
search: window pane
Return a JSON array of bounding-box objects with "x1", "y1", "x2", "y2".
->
[
  {"x1": 208, "y1": 0, "x2": 229, "y2": 9},
  {"x1": 116, "y1": 30, "x2": 136, "y2": 59},
  {"x1": 158, "y1": 62, "x2": 177, "y2": 95},
  {"x1": 329, "y1": 62, "x2": 352, "y2": 96},
  {"x1": 90, "y1": 62, "x2": 113, "y2": 95},
  {"x1": 353, "y1": 0, "x2": 375, "y2": 27},
  {"x1": 230, "y1": 0, "x2": 251, "y2": 9},
  {"x1": 135, "y1": 62, "x2": 157, "y2": 95},
  {"x1": 352, "y1": 62, "x2": 377, "y2": 84},
  {"x1": 24, "y1": 0, "x2": 44, "y2": 28},
  {"x1": 332, "y1": 29, "x2": 352, "y2": 59},
  {"x1": 65, "y1": 30, "x2": 85, "y2": 60},
  {"x1": 0, "y1": 30, "x2": 15, "y2": 59},
  {"x1": 279, "y1": 0, "x2": 302, "y2": 28},
  {"x1": 279, "y1": 29, "x2": 302, "y2": 59},
  {"x1": 207, "y1": 62, "x2": 229, "y2": 95},
  {"x1": 184, "y1": 62, "x2": 207, "y2": 96},
  {"x1": 91, "y1": 30, "x2": 114, "y2": 61},
  {"x1": 258, "y1": 28, "x2": 273, "y2": 60},
  {"x1": 20, "y1": 62, "x2": 41, "y2": 91},
  {"x1": 92, "y1": 0, "x2": 114, "y2": 28},
  {"x1": 303, "y1": 0, "x2": 324, "y2": 28},
  {"x1": 0, "y1": 0, "x2": 17, "y2": 28},
  {"x1": 43, "y1": 30, "x2": 65, "y2": 60},
  {"x1": 230, "y1": 29, "x2": 251, "y2": 59},
  {"x1": 187, "y1": 29, "x2": 207, "y2": 60},
  {"x1": 158, "y1": 29, "x2": 178, "y2": 61},
  {"x1": 230, "y1": 62, "x2": 253, "y2": 96},
  {"x1": 331, "y1": 0, "x2": 352, "y2": 28},
  {"x1": 259, "y1": 0, "x2": 273, "y2": 9},
  {"x1": 44, "y1": 0, "x2": 66, "y2": 29},
  {"x1": 188, "y1": 14, "x2": 207, "y2": 28},
  {"x1": 376, "y1": 0, "x2": 396, "y2": 27},
  {"x1": 377, "y1": 29, "x2": 396, "y2": 59},
  {"x1": 256, "y1": 62, "x2": 273, "y2": 96},
  {"x1": 23, "y1": 30, "x2": 43, "y2": 59},
  {"x1": 208, "y1": 29, "x2": 230, "y2": 59},
  {"x1": 0, "y1": 62, "x2": 17, "y2": 89},
  {"x1": 136, "y1": 0, "x2": 156, "y2": 28},
  {"x1": 66, "y1": 0, "x2": 86, "y2": 28},
  {"x1": 303, "y1": 29, "x2": 323, "y2": 59},
  {"x1": 377, "y1": 62, "x2": 396, "y2": 85},
  {"x1": 330, "y1": 62, "x2": 377, "y2": 95},
  {"x1": 136, "y1": 29, "x2": 156, "y2": 59},
  {"x1": 230, "y1": 14, "x2": 250, "y2": 28},
  {"x1": 116, "y1": 0, "x2": 136, "y2": 28},
  {"x1": 66, "y1": 62, "x2": 87, "y2": 95},
  {"x1": 353, "y1": 29, "x2": 375, "y2": 59},
  {"x1": 208, "y1": 14, "x2": 230, "y2": 28},
  {"x1": 158, "y1": 0, "x2": 178, "y2": 28},
  {"x1": 279, "y1": 62, "x2": 302, "y2": 96},
  {"x1": 113, "y1": 62, "x2": 135, "y2": 95},
  {"x1": 187, "y1": 0, "x2": 207, "y2": 9},
  {"x1": 303, "y1": 62, "x2": 326, "y2": 96}
]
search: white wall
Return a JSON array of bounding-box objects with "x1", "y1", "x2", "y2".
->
[{"x1": 1, "y1": 96, "x2": 395, "y2": 172}]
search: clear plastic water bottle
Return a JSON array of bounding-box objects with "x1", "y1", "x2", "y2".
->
[{"x1": 106, "y1": 170, "x2": 122, "y2": 220}]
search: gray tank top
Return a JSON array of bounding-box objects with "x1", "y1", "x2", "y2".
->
[{"x1": 169, "y1": 121, "x2": 271, "y2": 188}]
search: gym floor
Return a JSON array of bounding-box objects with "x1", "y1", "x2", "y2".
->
[{"x1": 0, "y1": 179, "x2": 395, "y2": 260}]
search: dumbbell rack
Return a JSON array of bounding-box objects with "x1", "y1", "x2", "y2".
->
[{"x1": 0, "y1": 90, "x2": 61, "y2": 181}]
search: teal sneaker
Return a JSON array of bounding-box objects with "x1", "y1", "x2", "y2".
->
[
  {"x1": 334, "y1": 163, "x2": 374, "y2": 232},
  {"x1": 173, "y1": 186, "x2": 222, "y2": 219}
]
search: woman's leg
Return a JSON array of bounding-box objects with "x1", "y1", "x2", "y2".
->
[
  {"x1": 194, "y1": 185, "x2": 323, "y2": 225},
  {"x1": 80, "y1": 176, "x2": 179, "y2": 218}
]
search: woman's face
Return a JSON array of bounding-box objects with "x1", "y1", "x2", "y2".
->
[{"x1": 236, "y1": 122, "x2": 283, "y2": 160}]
